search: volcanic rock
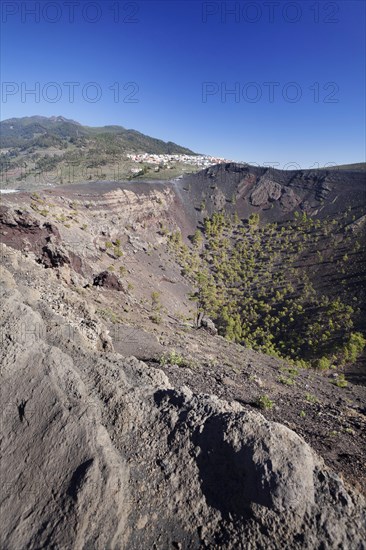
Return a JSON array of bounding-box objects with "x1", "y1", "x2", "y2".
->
[
  {"x1": 93, "y1": 270, "x2": 124, "y2": 291},
  {"x1": 1, "y1": 245, "x2": 365, "y2": 549},
  {"x1": 250, "y1": 178, "x2": 282, "y2": 206}
]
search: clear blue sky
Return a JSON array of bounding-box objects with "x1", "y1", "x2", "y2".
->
[{"x1": 1, "y1": 0, "x2": 365, "y2": 167}]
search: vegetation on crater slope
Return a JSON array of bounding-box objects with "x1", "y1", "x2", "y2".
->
[{"x1": 168, "y1": 208, "x2": 366, "y2": 368}]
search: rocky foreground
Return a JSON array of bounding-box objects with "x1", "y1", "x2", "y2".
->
[{"x1": 1, "y1": 242, "x2": 366, "y2": 548}]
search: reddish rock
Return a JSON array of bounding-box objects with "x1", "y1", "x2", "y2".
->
[{"x1": 93, "y1": 271, "x2": 123, "y2": 291}]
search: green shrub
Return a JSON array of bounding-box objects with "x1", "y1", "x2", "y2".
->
[
  {"x1": 170, "y1": 209, "x2": 362, "y2": 367},
  {"x1": 315, "y1": 356, "x2": 331, "y2": 370},
  {"x1": 343, "y1": 332, "x2": 366, "y2": 363},
  {"x1": 150, "y1": 313, "x2": 162, "y2": 324},
  {"x1": 305, "y1": 393, "x2": 318, "y2": 403},
  {"x1": 256, "y1": 395, "x2": 274, "y2": 410},
  {"x1": 192, "y1": 230, "x2": 203, "y2": 247},
  {"x1": 278, "y1": 375, "x2": 295, "y2": 386},
  {"x1": 159, "y1": 350, "x2": 192, "y2": 368},
  {"x1": 333, "y1": 374, "x2": 348, "y2": 388},
  {"x1": 248, "y1": 213, "x2": 260, "y2": 227}
]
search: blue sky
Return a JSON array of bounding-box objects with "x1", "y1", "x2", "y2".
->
[{"x1": 1, "y1": 0, "x2": 365, "y2": 167}]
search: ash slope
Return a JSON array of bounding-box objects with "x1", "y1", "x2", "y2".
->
[
  {"x1": 181, "y1": 162, "x2": 366, "y2": 224},
  {"x1": 178, "y1": 163, "x2": 366, "y2": 347},
  {"x1": 1, "y1": 163, "x2": 366, "y2": 548},
  {"x1": 1, "y1": 245, "x2": 366, "y2": 550}
]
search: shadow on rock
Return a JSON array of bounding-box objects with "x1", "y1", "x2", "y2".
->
[{"x1": 192, "y1": 415, "x2": 274, "y2": 521}]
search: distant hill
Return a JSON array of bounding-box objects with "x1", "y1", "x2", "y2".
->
[
  {"x1": 0, "y1": 115, "x2": 198, "y2": 186},
  {"x1": 0, "y1": 115, "x2": 195, "y2": 155}
]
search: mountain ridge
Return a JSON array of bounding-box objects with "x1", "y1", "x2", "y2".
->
[{"x1": 0, "y1": 115, "x2": 196, "y2": 155}]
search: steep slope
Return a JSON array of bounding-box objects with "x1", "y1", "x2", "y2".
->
[
  {"x1": 1, "y1": 164, "x2": 366, "y2": 547},
  {"x1": 181, "y1": 162, "x2": 366, "y2": 222},
  {"x1": 173, "y1": 164, "x2": 366, "y2": 362},
  {"x1": 1, "y1": 171, "x2": 366, "y2": 494},
  {"x1": 1, "y1": 245, "x2": 366, "y2": 549}
]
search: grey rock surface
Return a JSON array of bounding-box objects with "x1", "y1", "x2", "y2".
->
[
  {"x1": 1, "y1": 245, "x2": 366, "y2": 549},
  {"x1": 280, "y1": 187, "x2": 302, "y2": 211},
  {"x1": 197, "y1": 313, "x2": 218, "y2": 336},
  {"x1": 250, "y1": 178, "x2": 282, "y2": 206}
]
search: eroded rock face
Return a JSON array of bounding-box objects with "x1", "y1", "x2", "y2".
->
[
  {"x1": 280, "y1": 187, "x2": 302, "y2": 211},
  {"x1": 0, "y1": 206, "x2": 83, "y2": 273},
  {"x1": 0, "y1": 206, "x2": 55, "y2": 255},
  {"x1": 212, "y1": 188, "x2": 227, "y2": 210},
  {"x1": 41, "y1": 234, "x2": 72, "y2": 268},
  {"x1": 1, "y1": 246, "x2": 365, "y2": 549},
  {"x1": 92, "y1": 187, "x2": 175, "y2": 229},
  {"x1": 250, "y1": 178, "x2": 282, "y2": 206}
]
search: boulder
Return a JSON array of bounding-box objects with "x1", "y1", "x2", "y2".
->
[
  {"x1": 93, "y1": 270, "x2": 123, "y2": 291},
  {"x1": 201, "y1": 316, "x2": 218, "y2": 335},
  {"x1": 41, "y1": 235, "x2": 71, "y2": 268},
  {"x1": 197, "y1": 312, "x2": 218, "y2": 335}
]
